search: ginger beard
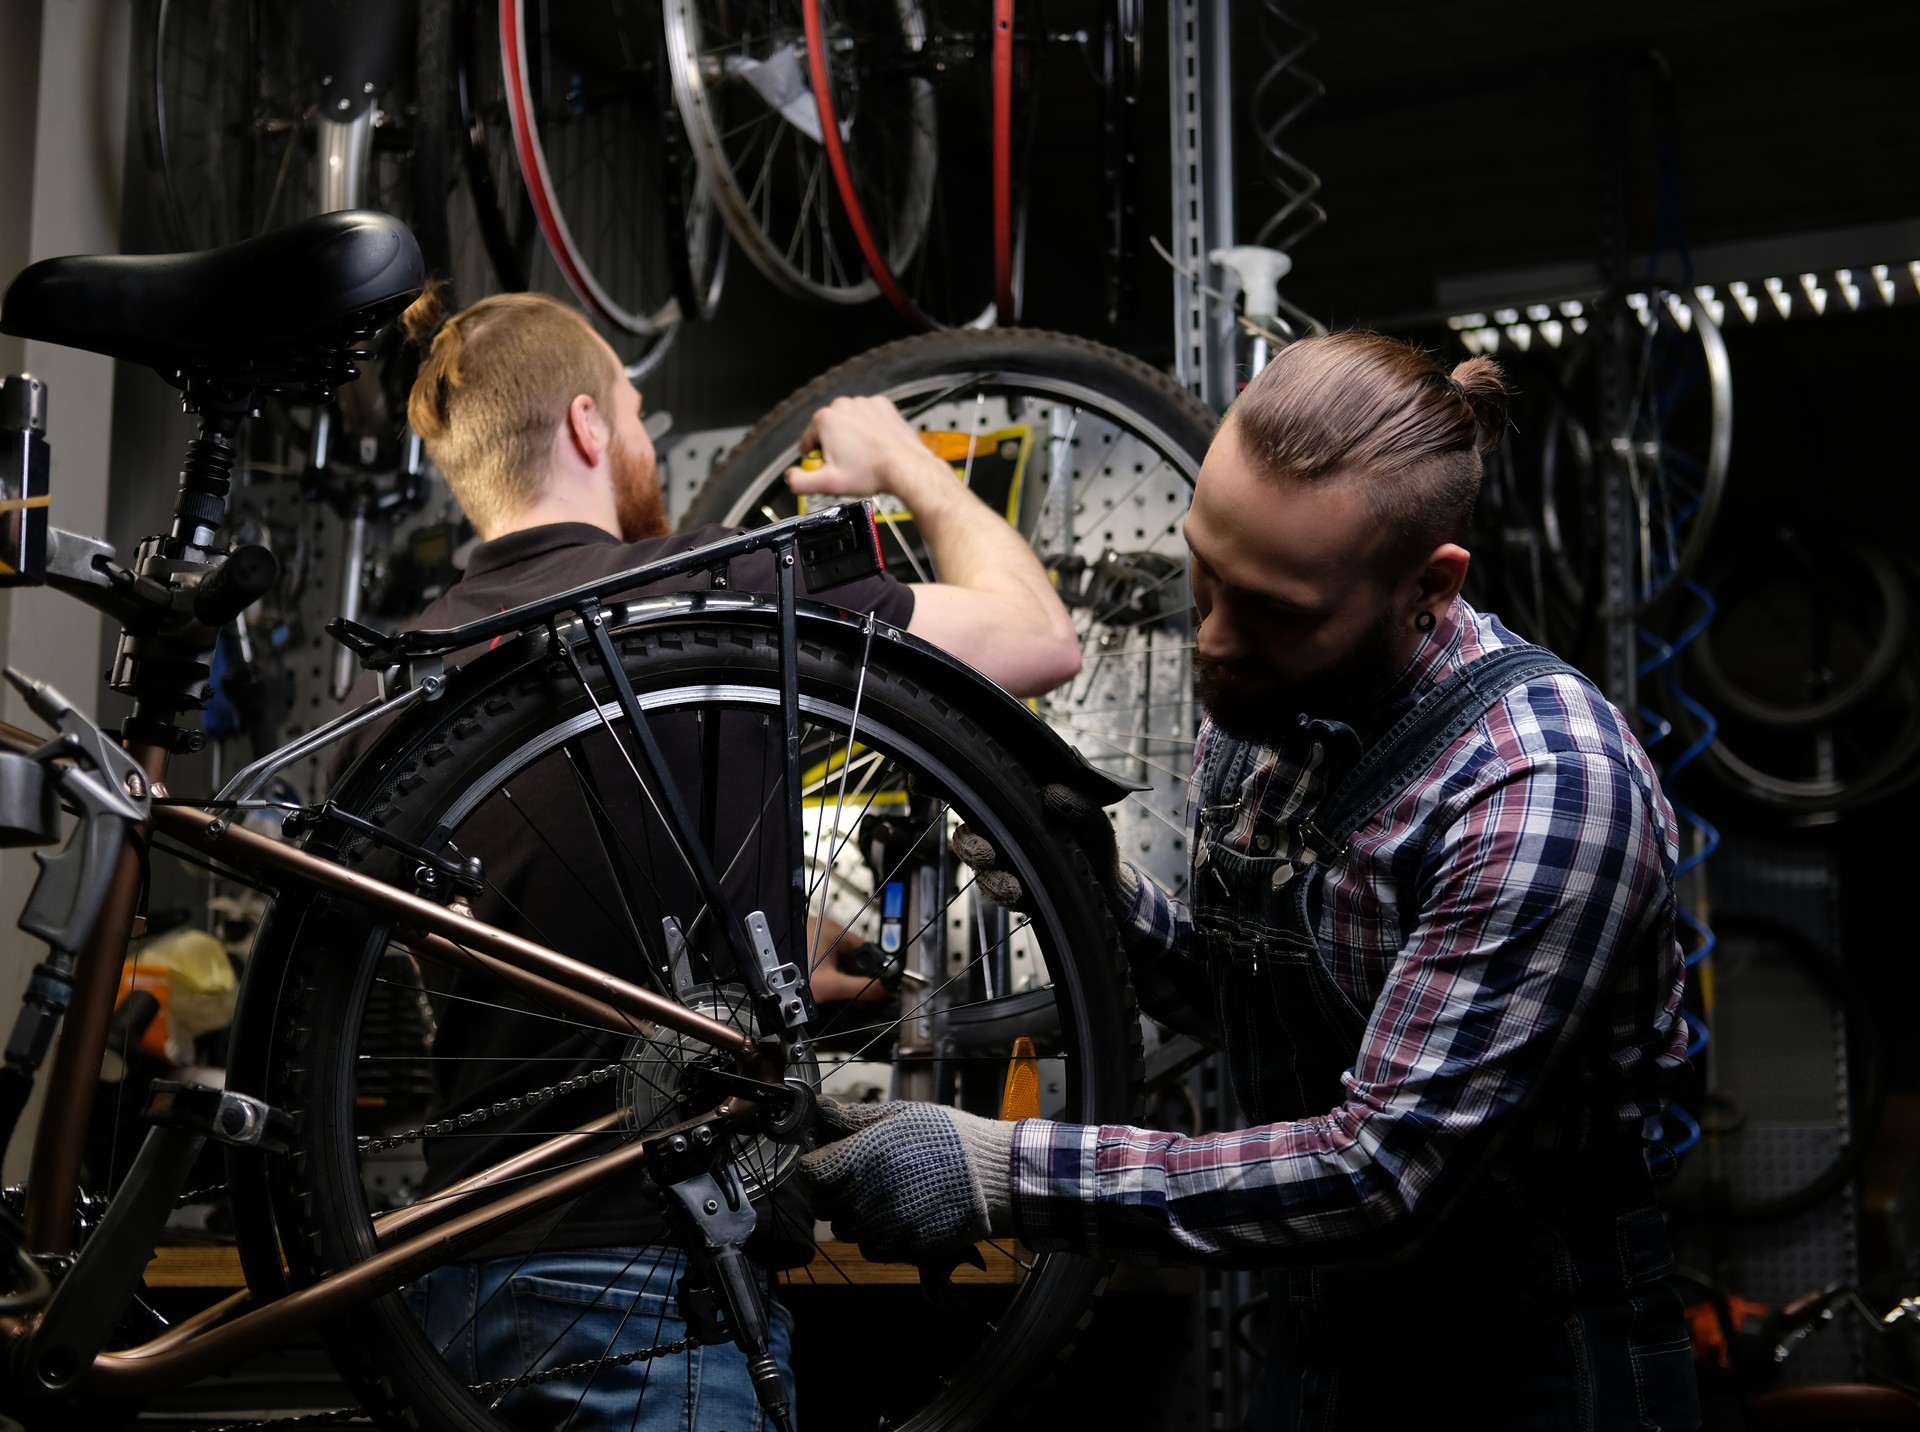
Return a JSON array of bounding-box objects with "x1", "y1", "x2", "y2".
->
[
  {"x1": 1193, "y1": 600, "x2": 1404, "y2": 744},
  {"x1": 611, "y1": 424, "x2": 668, "y2": 541}
]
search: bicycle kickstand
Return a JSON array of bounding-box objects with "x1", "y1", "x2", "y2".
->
[{"x1": 644, "y1": 1118, "x2": 795, "y2": 1432}]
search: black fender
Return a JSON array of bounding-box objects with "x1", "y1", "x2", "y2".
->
[{"x1": 336, "y1": 590, "x2": 1144, "y2": 811}]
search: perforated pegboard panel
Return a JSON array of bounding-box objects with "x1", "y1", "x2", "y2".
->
[
  {"x1": 669, "y1": 410, "x2": 1201, "y2": 901},
  {"x1": 660, "y1": 425, "x2": 747, "y2": 529},
  {"x1": 218, "y1": 441, "x2": 465, "y2": 804},
  {"x1": 1673, "y1": 836, "x2": 1862, "y2": 1385}
]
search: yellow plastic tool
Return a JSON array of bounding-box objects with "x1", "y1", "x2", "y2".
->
[
  {"x1": 798, "y1": 431, "x2": 974, "y2": 472},
  {"x1": 1000, "y1": 1035, "x2": 1041, "y2": 1120}
]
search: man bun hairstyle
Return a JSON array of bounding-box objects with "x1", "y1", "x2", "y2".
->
[
  {"x1": 401, "y1": 289, "x2": 618, "y2": 535},
  {"x1": 1228, "y1": 331, "x2": 1511, "y2": 573},
  {"x1": 1447, "y1": 354, "x2": 1510, "y2": 455}
]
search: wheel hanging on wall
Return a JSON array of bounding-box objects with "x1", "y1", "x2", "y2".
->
[{"x1": 684, "y1": 328, "x2": 1218, "y2": 897}]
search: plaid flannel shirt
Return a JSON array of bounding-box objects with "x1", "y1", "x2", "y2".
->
[{"x1": 1009, "y1": 600, "x2": 1690, "y2": 1264}]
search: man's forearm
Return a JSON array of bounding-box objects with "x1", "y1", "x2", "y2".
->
[
  {"x1": 883, "y1": 445, "x2": 1081, "y2": 694},
  {"x1": 889, "y1": 446, "x2": 1063, "y2": 615}
]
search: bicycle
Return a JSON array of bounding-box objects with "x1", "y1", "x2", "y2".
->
[{"x1": 0, "y1": 208, "x2": 1142, "y2": 1430}]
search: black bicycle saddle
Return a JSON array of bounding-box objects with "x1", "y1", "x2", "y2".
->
[{"x1": 0, "y1": 210, "x2": 424, "y2": 402}]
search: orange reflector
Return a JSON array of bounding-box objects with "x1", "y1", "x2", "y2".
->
[
  {"x1": 1000, "y1": 1036, "x2": 1040, "y2": 1121},
  {"x1": 918, "y1": 430, "x2": 974, "y2": 463}
]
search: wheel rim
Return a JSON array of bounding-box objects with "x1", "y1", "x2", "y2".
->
[
  {"x1": 665, "y1": 0, "x2": 922, "y2": 305},
  {"x1": 1613, "y1": 289, "x2": 1734, "y2": 615},
  {"x1": 800, "y1": 0, "x2": 944, "y2": 324},
  {"x1": 456, "y1": 0, "x2": 538, "y2": 293},
  {"x1": 1531, "y1": 292, "x2": 1733, "y2": 620},
  {"x1": 1688, "y1": 533, "x2": 1911, "y2": 731},
  {"x1": 500, "y1": 0, "x2": 691, "y2": 336},
  {"x1": 145, "y1": 0, "x2": 316, "y2": 249}
]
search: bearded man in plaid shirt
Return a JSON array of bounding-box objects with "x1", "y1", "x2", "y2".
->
[{"x1": 801, "y1": 330, "x2": 1700, "y2": 1430}]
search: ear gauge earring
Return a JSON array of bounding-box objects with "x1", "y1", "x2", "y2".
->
[{"x1": 1414, "y1": 610, "x2": 1437, "y2": 633}]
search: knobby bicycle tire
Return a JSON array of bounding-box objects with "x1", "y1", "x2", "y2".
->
[
  {"x1": 685, "y1": 328, "x2": 1217, "y2": 903},
  {"x1": 238, "y1": 607, "x2": 1142, "y2": 1431}
]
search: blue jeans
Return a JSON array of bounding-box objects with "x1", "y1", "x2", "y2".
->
[{"x1": 407, "y1": 1248, "x2": 796, "y2": 1431}]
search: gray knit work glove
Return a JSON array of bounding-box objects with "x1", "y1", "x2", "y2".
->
[
  {"x1": 951, "y1": 783, "x2": 1139, "y2": 920},
  {"x1": 796, "y1": 1099, "x2": 1015, "y2": 1265}
]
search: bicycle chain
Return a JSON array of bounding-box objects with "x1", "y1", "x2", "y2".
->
[
  {"x1": 469, "y1": 1332, "x2": 703, "y2": 1399},
  {"x1": 184, "y1": 1056, "x2": 700, "y2": 1427},
  {"x1": 357, "y1": 1063, "x2": 623, "y2": 1153},
  {"x1": 179, "y1": 1333, "x2": 706, "y2": 1431}
]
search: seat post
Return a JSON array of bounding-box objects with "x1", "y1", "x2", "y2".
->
[
  {"x1": 168, "y1": 410, "x2": 240, "y2": 553},
  {"x1": 110, "y1": 406, "x2": 246, "y2": 751}
]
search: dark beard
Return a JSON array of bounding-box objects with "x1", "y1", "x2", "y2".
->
[
  {"x1": 1195, "y1": 608, "x2": 1401, "y2": 743},
  {"x1": 612, "y1": 430, "x2": 669, "y2": 541}
]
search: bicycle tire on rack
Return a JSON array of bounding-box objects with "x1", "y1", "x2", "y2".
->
[
  {"x1": 1687, "y1": 533, "x2": 1911, "y2": 732},
  {"x1": 455, "y1": 0, "x2": 536, "y2": 294},
  {"x1": 235, "y1": 605, "x2": 1142, "y2": 1432},
  {"x1": 685, "y1": 329, "x2": 1217, "y2": 900},
  {"x1": 665, "y1": 0, "x2": 937, "y2": 307},
  {"x1": 136, "y1": 0, "x2": 304, "y2": 251},
  {"x1": 500, "y1": 0, "x2": 720, "y2": 351},
  {"x1": 1541, "y1": 290, "x2": 1733, "y2": 618},
  {"x1": 1662, "y1": 912, "x2": 1883, "y2": 1228}
]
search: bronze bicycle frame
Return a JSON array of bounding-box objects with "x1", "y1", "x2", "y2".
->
[
  {"x1": 0, "y1": 719, "x2": 762, "y2": 1395},
  {"x1": 0, "y1": 499, "x2": 874, "y2": 1394}
]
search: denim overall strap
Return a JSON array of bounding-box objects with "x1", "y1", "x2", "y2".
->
[
  {"x1": 1295, "y1": 645, "x2": 1584, "y2": 863},
  {"x1": 1199, "y1": 644, "x2": 1585, "y2": 1126}
]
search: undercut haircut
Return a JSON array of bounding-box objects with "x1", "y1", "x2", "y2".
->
[
  {"x1": 400, "y1": 286, "x2": 617, "y2": 534},
  {"x1": 1226, "y1": 330, "x2": 1510, "y2": 575}
]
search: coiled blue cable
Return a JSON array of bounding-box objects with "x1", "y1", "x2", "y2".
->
[{"x1": 1637, "y1": 579, "x2": 1719, "y2": 1157}]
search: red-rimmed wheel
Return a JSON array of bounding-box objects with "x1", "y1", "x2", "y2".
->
[
  {"x1": 665, "y1": 0, "x2": 937, "y2": 309},
  {"x1": 799, "y1": 0, "x2": 1013, "y2": 331},
  {"x1": 498, "y1": 0, "x2": 723, "y2": 354},
  {"x1": 991, "y1": 0, "x2": 1016, "y2": 322}
]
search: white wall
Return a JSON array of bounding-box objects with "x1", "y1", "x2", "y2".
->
[{"x1": 0, "y1": 0, "x2": 133, "y2": 1180}]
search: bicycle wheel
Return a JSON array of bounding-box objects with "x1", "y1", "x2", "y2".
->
[
  {"x1": 1462, "y1": 349, "x2": 1594, "y2": 656},
  {"x1": 137, "y1": 0, "x2": 306, "y2": 249},
  {"x1": 1544, "y1": 290, "x2": 1733, "y2": 616},
  {"x1": 247, "y1": 607, "x2": 1140, "y2": 1430},
  {"x1": 1687, "y1": 531, "x2": 1910, "y2": 731},
  {"x1": 1662, "y1": 912, "x2": 1882, "y2": 1226},
  {"x1": 800, "y1": 0, "x2": 1002, "y2": 329},
  {"x1": 664, "y1": 0, "x2": 937, "y2": 306},
  {"x1": 1676, "y1": 558, "x2": 1920, "y2": 818},
  {"x1": 684, "y1": 329, "x2": 1217, "y2": 905},
  {"x1": 500, "y1": 0, "x2": 721, "y2": 338},
  {"x1": 456, "y1": 0, "x2": 537, "y2": 294}
]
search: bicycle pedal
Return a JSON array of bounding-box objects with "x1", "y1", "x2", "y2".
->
[{"x1": 142, "y1": 1081, "x2": 290, "y2": 1154}]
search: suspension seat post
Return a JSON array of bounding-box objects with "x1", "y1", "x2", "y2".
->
[
  {"x1": 169, "y1": 411, "x2": 241, "y2": 554},
  {"x1": 111, "y1": 404, "x2": 254, "y2": 751}
]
